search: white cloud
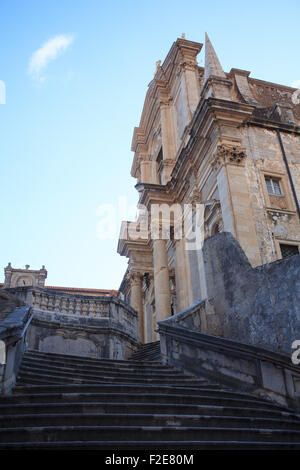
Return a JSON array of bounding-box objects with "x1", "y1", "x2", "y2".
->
[
  {"x1": 291, "y1": 80, "x2": 300, "y2": 89},
  {"x1": 29, "y1": 34, "x2": 74, "y2": 81}
]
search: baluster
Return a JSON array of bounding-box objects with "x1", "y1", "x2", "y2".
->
[
  {"x1": 81, "y1": 302, "x2": 88, "y2": 316},
  {"x1": 33, "y1": 291, "x2": 41, "y2": 309},
  {"x1": 40, "y1": 294, "x2": 48, "y2": 310},
  {"x1": 103, "y1": 303, "x2": 110, "y2": 318},
  {"x1": 48, "y1": 295, "x2": 55, "y2": 311},
  {"x1": 61, "y1": 297, "x2": 67, "y2": 314},
  {"x1": 75, "y1": 299, "x2": 81, "y2": 316},
  {"x1": 69, "y1": 299, "x2": 75, "y2": 315},
  {"x1": 54, "y1": 296, "x2": 61, "y2": 312},
  {"x1": 95, "y1": 302, "x2": 101, "y2": 317},
  {"x1": 88, "y1": 300, "x2": 95, "y2": 317}
]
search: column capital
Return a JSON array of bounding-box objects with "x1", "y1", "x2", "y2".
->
[
  {"x1": 177, "y1": 60, "x2": 198, "y2": 74},
  {"x1": 129, "y1": 270, "x2": 143, "y2": 285},
  {"x1": 139, "y1": 154, "x2": 152, "y2": 163},
  {"x1": 212, "y1": 143, "x2": 246, "y2": 172},
  {"x1": 159, "y1": 96, "x2": 173, "y2": 108}
]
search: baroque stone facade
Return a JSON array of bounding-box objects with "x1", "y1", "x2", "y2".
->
[
  {"x1": 1, "y1": 34, "x2": 299, "y2": 356},
  {"x1": 117, "y1": 34, "x2": 300, "y2": 343}
]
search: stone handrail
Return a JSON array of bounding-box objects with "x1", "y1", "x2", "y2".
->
[
  {"x1": 5, "y1": 286, "x2": 138, "y2": 341},
  {"x1": 158, "y1": 310, "x2": 300, "y2": 411}
]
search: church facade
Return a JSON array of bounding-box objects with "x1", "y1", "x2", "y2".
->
[{"x1": 117, "y1": 34, "x2": 300, "y2": 344}]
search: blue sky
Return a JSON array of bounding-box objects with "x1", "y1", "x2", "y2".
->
[{"x1": 1, "y1": 0, "x2": 299, "y2": 289}]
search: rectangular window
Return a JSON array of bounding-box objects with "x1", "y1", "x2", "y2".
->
[
  {"x1": 280, "y1": 243, "x2": 299, "y2": 258},
  {"x1": 265, "y1": 176, "x2": 283, "y2": 196}
]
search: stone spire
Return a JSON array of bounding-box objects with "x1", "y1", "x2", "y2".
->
[{"x1": 204, "y1": 33, "x2": 226, "y2": 82}]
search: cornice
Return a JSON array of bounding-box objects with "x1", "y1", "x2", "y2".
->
[
  {"x1": 117, "y1": 232, "x2": 151, "y2": 258},
  {"x1": 135, "y1": 182, "x2": 174, "y2": 208},
  {"x1": 247, "y1": 116, "x2": 300, "y2": 134},
  {"x1": 130, "y1": 39, "x2": 203, "y2": 179},
  {"x1": 168, "y1": 97, "x2": 255, "y2": 201}
]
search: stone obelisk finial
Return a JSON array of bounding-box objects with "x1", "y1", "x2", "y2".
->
[{"x1": 204, "y1": 32, "x2": 226, "y2": 82}]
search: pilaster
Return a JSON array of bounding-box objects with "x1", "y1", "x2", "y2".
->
[{"x1": 212, "y1": 142, "x2": 261, "y2": 266}]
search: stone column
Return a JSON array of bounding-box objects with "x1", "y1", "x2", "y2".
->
[
  {"x1": 130, "y1": 272, "x2": 144, "y2": 343},
  {"x1": 153, "y1": 239, "x2": 171, "y2": 322}
]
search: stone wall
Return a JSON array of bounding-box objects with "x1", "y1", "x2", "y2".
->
[
  {"x1": 26, "y1": 313, "x2": 137, "y2": 360},
  {"x1": 203, "y1": 232, "x2": 300, "y2": 353},
  {"x1": 239, "y1": 126, "x2": 300, "y2": 265}
]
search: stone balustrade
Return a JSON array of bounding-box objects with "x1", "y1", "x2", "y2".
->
[
  {"x1": 6, "y1": 287, "x2": 135, "y2": 327},
  {"x1": 4, "y1": 287, "x2": 139, "y2": 359},
  {"x1": 32, "y1": 290, "x2": 111, "y2": 318}
]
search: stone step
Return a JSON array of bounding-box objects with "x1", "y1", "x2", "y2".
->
[
  {"x1": 0, "y1": 401, "x2": 294, "y2": 419},
  {"x1": 0, "y1": 440, "x2": 300, "y2": 450},
  {"x1": 19, "y1": 360, "x2": 185, "y2": 378},
  {"x1": 1, "y1": 412, "x2": 299, "y2": 430},
  {"x1": 130, "y1": 354, "x2": 161, "y2": 361},
  {"x1": 2, "y1": 348, "x2": 299, "y2": 449},
  {"x1": 0, "y1": 425, "x2": 299, "y2": 443},
  {"x1": 24, "y1": 350, "x2": 162, "y2": 367},
  {"x1": 0, "y1": 391, "x2": 285, "y2": 409},
  {"x1": 130, "y1": 341, "x2": 160, "y2": 350},
  {"x1": 131, "y1": 347, "x2": 160, "y2": 355},
  {"x1": 12, "y1": 383, "x2": 226, "y2": 397},
  {"x1": 130, "y1": 351, "x2": 161, "y2": 359},
  {"x1": 131, "y1": 347, "x2": 160, "y2": 354},
  {"x1": 13, "y1": 382, "x2": 222, "y2": 395},
  {"x1": 129, "y1": 341, "x2": 161, "y2": 359},
  {"x1": 17, "y1": 376, "x2": 209, "y2": 389},
  {"x1": 10, "y1": 385, "x2": 279, "y2": 406},
  {"x1": 129, "y1": 353, "x2": 161, "y2": 361},
  {"x1": 21, "y1": 356, "x2": 170, "y2": 374},
  {"x1": 17, "y1": 371, "x2": 209, "y2": 387}
]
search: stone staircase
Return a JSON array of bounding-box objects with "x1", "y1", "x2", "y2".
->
[
  {"x1": 129, "y1": 340, "x2": 161, "y2": 361},
  {"x1": 0, "y1": 347, "x2": 300, "y2": 449}
]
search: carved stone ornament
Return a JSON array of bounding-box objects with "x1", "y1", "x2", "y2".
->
[
  {"x1": 177, "y1": 60, "x2": 198, "y2": 74},
  {"x1": 212, "y1": 144, "x2": 246, "y2": 170},
  {"x1": 129, "y1": 271, "x2": 143, "y2": 286}
]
